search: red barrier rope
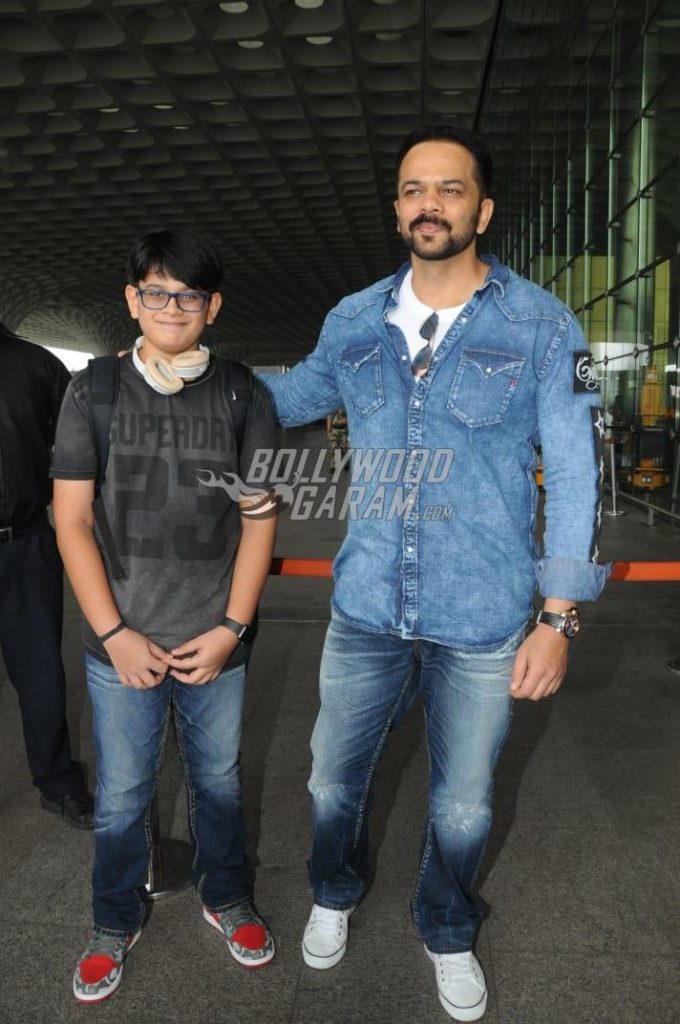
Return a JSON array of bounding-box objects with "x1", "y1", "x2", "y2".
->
[
  {"x1": 270, "y1": 557, "x2": 680, "y2": 582},
  {"x1": 270, "y1": 557, "x2": 333, "y2": 578},
  {"x1": 608, "y1": 562, "x2": 680, "y2": 581}
]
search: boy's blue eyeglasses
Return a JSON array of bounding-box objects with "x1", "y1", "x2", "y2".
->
[{"x1": 137, "y1": 288, "x2": 211, "y2": 313}]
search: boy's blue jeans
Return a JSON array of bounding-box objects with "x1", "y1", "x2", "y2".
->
[
  {"x1": 308, "y1": 612, "x2": 521, "y2": 953},
  {"x1": 85, "y1": 654, "x2": 250, "y2": 935}
]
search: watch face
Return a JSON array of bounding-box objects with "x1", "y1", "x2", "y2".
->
[{"x1": 563, "y1": 613, "x2": 580, "y2": 638}]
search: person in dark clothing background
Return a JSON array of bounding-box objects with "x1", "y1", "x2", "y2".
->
[{"x1": 0, "y1": 322, "x2": 93, "y2": 828}]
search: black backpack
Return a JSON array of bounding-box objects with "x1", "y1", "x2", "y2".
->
[{"x1": 86, "y1": 353, "x2": 253, "y2": 578}]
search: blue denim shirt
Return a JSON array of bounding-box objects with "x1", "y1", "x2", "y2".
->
[{"x1": 260, "y1": 257, "x2": 609, "y2": 650}]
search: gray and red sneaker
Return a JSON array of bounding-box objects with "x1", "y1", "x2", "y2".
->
[
  {"x1": 73, "y1": 928, "x2": 141, "y2": 1002},
  {"x1": 203, "y1": 898, "x2": 275, "y2": 968}
]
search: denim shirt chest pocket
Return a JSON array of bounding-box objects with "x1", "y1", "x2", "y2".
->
[
  {"x1": 338, "y1": 342, "x2": 385, "y2": 416},
  {"x1": 447, "y1": 347, "x2": 526, "y2": 427}
]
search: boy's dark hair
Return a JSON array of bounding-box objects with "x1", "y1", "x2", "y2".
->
[
  {"x1": 127, "y1": 229, "x2": 224, "y2": 292},
  {"x1": 396, "y1": 125, "x2": 493, "y2": 198}
]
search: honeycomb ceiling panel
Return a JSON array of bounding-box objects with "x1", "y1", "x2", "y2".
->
[{"x1": 0, "y1": 0, "x2": 677, "y2": 361}]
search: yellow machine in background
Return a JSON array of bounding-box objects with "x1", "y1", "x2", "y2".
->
[
  {"x1": 629, "y1": 366, "x2": 671, "y2": 490},
  {"x1": 638, "y1": 366, "x2": 666, "y2": 426}
]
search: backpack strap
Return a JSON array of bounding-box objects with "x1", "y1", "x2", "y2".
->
[
  {"x1": 87, "y1": 354, "x2": 120, "y2": 494},
  {"x1": 221, "y1": 359, "x2": 253, "y2": 454},
  {"x1": 87, "y1": 355, "x2": 124, "y2": 579}
]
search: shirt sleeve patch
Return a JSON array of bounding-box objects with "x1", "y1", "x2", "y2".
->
[{"x1": 573, "y1": 351, "x2": 600, "y2": 393}]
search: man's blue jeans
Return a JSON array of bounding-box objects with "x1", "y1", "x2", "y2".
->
[
  {"x1": 86, "y1": 654, "x2": 250, "y2": 935},
  {"x1": 308, "y1": 612, "x2": 521, "y2": 953}
]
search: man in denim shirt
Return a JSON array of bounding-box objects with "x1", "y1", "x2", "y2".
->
[{"x1": 260, "y1": 126, "x2": 608, "y2": 1022}]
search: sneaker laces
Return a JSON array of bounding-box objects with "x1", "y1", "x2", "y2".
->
[
  {"x1": 437, "y1": 952, "x2": 484, "y2": 988},
  {"x1": 223, "y1": 898, "x2": 258, "y2": 930},
  {"x1": 308, "y1": 905, "x2": 346, "y2": 938},
  {"x1": 85, "y1": 931, "x2": 129, "y2": 959}
]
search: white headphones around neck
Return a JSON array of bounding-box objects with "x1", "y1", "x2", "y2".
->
[{"x1": 132, "y1": 337, "x2": 210, "y2": 395}]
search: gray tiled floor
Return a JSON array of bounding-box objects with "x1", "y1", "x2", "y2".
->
[{"x1": 1, "y1": 426, "x2": 678, "y2": 1023}]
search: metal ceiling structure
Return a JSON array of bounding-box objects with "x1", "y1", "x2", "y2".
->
[{"x1": 0, "y1": 0, "x2": 675, "y2": 363}]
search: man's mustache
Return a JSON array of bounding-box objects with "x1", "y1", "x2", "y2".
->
[{"x1": 408, "y1": 214, "x2": 452, "y2": 231}]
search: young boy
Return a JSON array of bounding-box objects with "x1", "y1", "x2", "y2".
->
[{"x1": 51, "y1": 229, "x2": 278, "y2": 1003}]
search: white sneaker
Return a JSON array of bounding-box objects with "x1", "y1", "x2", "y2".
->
[
  {"x1": 426, "y1": 947, "x2": 488, "y2": 1021},
  {"x1": 302, "y1": 904, "x2": 355, "y2": 969}
]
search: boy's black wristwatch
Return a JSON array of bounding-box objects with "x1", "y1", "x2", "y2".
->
[
  {"x1": 535, "y1": 607, "x2": 580, "y2": 638},
  {"x1": 220, "y1": 617, "x2": 256, "y2": 645}
]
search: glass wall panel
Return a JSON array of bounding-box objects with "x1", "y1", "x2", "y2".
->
[{"x1": 483, "y1": 0, "x2": 680, "y2": 511}]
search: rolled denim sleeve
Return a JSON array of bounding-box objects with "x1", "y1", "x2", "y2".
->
[
  {"x1": 258, "y1": 321, "x2": 342, "y2": 427},
  {"x1": 535, "y1": 314, "x2": 611, "y2": 602}
]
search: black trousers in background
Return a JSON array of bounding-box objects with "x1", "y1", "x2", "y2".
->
[{"x1": 0, "y1": 515, "x2": 85, "y2": 800}]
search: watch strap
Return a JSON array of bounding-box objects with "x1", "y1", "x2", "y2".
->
[
  {"x1": 535, "y1": 611, "x2": 567, "y2": 631},
  {"x1": 535, "y1": 607, "x2": 580, "y2": 638}
]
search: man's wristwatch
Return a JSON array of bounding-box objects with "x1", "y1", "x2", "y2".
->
[
  {"x1": 220, "y1": 617, "x2": 257, "y2": 645},
  {"x1": 535, "y1": 607, "x2": 580, "y2": 639}
]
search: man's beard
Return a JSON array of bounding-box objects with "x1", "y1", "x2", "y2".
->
[{"x1": 402, "y1": 210, "x2": 480, "y2": 261}]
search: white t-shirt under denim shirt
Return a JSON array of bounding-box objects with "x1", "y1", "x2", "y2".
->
[{"x1": 386, "y1": 269, "x2": 465, "y2": 359}]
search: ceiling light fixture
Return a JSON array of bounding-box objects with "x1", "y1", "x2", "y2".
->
[
  {"x1": 210, "y1": 100, "x2": 229, "y2": 106},
  {"x1": 154, "y1": 104, "x2": 174, "y2": 109},
  {"x1": 376, "y1": 32, "x2": 402, "y2": 41},
  {"x1": 99, "y1": 107, "x2": 119, "y2": 113},
  {"x1": 306, "y1": 35, "x2": 332, "y2": 44},
  {"x1": 237, "y1": 39, "x2": 264, "y2": 48},
  {"x1": 295, "y1": 0, "x2": 324, "y2": 7},
  {"x1": 219, "y1": 2, "x2": 248, "y2": 12}
]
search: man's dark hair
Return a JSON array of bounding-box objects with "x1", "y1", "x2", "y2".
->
[
  {"x1": 396, "y1": 125, "x2": 493, "y2": 198},
  {"x1": 127, "y1": 229, "x2": 224, "y2": 292}
]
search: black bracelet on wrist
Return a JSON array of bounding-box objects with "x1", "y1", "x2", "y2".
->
[
  {"x1": 220, "y1": 617, "x2": 257, "y2": 645},
  {"x1": 98, "y1": 621, "x2": 126, "y2": 643}
]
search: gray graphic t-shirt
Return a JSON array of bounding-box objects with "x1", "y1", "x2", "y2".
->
[{"x1": 51, "y1": 354, "x2": 277, "y2": 666}]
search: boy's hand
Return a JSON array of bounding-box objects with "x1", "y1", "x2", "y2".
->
[
  {"x1": 165, "y1": 627, "x2": 240, "y2": 685},
  {"x1": 103, "y1": 629, "x2": 170, "y2": 689}
]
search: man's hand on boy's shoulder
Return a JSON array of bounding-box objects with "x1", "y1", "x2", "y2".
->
[
  {"x1": 103, "y1": 628, "x2": 171, "y2": 689},
  {"x1": 165, "y1": 627, "x2": 240, "y2": 685}
]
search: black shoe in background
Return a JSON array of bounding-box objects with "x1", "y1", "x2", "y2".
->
[{"x1": 40, "y1": 792, "x2": 95, "y2": 830}]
